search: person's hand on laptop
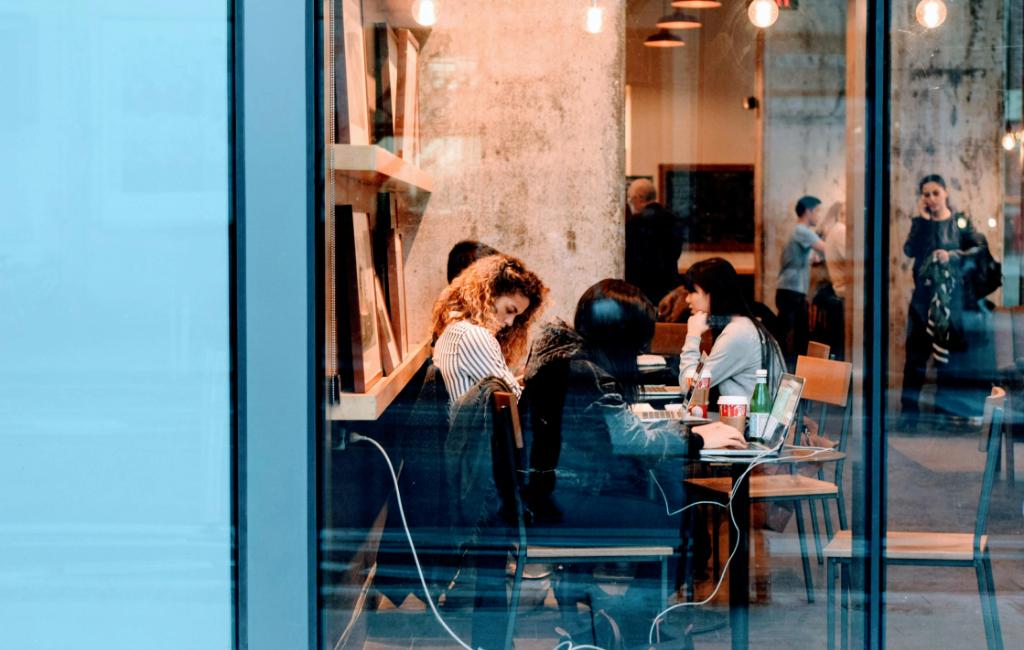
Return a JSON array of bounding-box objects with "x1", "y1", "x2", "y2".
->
[{"x1": 692, "y1": 422, "x2": 748, "y2": 449}]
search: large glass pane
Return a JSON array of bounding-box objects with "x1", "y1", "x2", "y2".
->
[
  {"x1": 320, "y1": 1, "x2": 1023, "y2": 649},
  {"x1": 880, "y1": 0, "x2": 1024, "y2": 646},
  {"x1": 0, "y1": 2, "x2": 233, "y2": 647}
]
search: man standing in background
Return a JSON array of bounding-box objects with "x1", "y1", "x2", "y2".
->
[
  {"x1": 776, "y1": 196, "x2": 828, "y2": 370},
  {"x1": 625, "y1": 179, "x2": 688, "y2": 305}
]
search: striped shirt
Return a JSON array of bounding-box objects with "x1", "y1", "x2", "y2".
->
[{"x1": 435, "y1": 320, "x2": 522, "y2": 404}]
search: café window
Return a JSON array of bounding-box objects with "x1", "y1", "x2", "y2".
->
[{"x1": 318, "y1": 1, "x2": 1023, "y2": 650}]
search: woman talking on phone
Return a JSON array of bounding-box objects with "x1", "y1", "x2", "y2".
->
[{"x1": 899, "y1": 173, "x2": 990, "y2": 430}]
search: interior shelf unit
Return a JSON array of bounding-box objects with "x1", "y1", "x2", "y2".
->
[
  {"x1": 327, "y1": 340, "x2": 431, "y2": 421},
  {"x1": 332, "y1": 144, "x2": 433, "y2": 195}
]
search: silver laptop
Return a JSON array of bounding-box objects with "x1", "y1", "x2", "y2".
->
[
  {"x1": 634, "y1": 354, "x2": 709, "y2": 421},
  {"x1": 698, "y1": 373, "x2": 805, "y2": 458}
]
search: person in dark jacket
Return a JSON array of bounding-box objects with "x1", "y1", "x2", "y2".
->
[
  {"x1": 523, "y1": 280, "x2": 746, "y2": 530},
  {"x1": 899, "y1": 174, "x2": 988, "y2": 428},
  {"x1": 625, "y1": 180, "x2": 689, "y2": 305}
]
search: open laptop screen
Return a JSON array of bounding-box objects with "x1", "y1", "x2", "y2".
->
[{"x1": 761, "y1": 374, "x2": 805, "y2": 448}]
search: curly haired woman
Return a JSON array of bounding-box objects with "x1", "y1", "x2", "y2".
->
[{"x1": 431, "y1": 253, "x2": 548, "y2": 404}]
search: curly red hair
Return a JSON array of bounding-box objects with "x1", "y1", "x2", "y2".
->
[{"x1": 431, "y1": 253, "x2": 548, "y2": 365}]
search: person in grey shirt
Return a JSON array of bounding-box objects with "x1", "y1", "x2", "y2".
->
[{"x1": 776, "y1": 196, "x2": 827, "y2": 370}]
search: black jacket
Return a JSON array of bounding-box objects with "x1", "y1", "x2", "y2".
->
[
  {"x1": 625, "y1": 202, "x2": 688, "y2": 304},
  {"x1": 904, "y1": 214, "x2": 985, "y2": 314},
  {"x1": 523, "y1": 320, "x2": 703, "y2": 503}
]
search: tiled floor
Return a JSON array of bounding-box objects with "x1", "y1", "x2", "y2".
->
[{"x1": 331, "y1": 425, "x2": 1024, "y2": 650}]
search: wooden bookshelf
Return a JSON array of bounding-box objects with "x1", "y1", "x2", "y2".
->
[
  {"x1": 327, "y1": 340, "x2": 431, "y2": 421},
  {"x1": 332, "y1": 144, "x2": 433, "y2": 195}
]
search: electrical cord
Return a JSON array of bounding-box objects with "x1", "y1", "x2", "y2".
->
[{"x1": 350, "y1": 430, "x2": 831, "y2": 650}]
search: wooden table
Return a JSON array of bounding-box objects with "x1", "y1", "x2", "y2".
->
[{"x1": 695, "y1": 447, "x2": 846, "y2": 650}]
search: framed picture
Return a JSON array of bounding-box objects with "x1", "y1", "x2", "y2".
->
[
  {"x1": 336, "y1": 0, "x2": 369, "y2": 145},
  {"x1": 374, "y1": 274, "x2": 402, "y2": 375},
  {"x1": 339, "y1": 208, "x2": 382, "y2": 392},
  {"x1": 395, "y1": 29, "x2": 419, "y2": 163},
  {"x1": 386, "y1": 230, "x2": 408, "y2": 358},
  {"x1": 371, "y1": 24, "x2": 397, "y2": 149}
]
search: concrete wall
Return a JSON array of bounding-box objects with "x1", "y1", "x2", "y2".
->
[
  {"x1": 762, "y1": 4, "x2": 847, "y2": 311},
  {"x1": 626, "y1": 2, "x2": 758, "y2": 179},
  {"x1": 888, "y1": 0, "x2": 1005, "y2": 402},
  {"x1": 401, "y1": 0, "x2": 626, "y2": 343}
]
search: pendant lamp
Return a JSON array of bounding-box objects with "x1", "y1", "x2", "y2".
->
[
  {"x1": 672, "y1": 0, "x2": 723, "y2": 8},
  {"x1": 644, "y1": 29, "x2": 686, "y2": 47},
  {"x1": 657, "y1": 10, "x2": 702, "y2": 28}
]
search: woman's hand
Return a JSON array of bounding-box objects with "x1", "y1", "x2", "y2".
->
[
  {"x1": 933, "y1": 249, "x2": 951, "y2": 264},
  {"x1": 918, "y1": 197, "x2": 931, "y2": 220},
  {"x1": 687, "y1": 311, "x2": 709, "y2": 337},
  {"x1": 692, "y1": 422, "x2": 748, "y2": 450}
]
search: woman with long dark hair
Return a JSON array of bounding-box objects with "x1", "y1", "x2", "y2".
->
[
  {"x1": 899, "y1": 174, "x2": 989, "y2": 428},
  {"x1": 678, "y1": 258, "x2": 786, "y2": 400},
  {"x1": 523, "y1": 279, "x2": 745, "y2": 520}
]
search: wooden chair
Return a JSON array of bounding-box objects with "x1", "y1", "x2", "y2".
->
[
  {"x1": 649, "y1": 322, "x2": 712, "y2": 355},
  {"x1": 491, "y1": 392, "x2": 674, "y2": 650},
  {"x1": 807, "y1": 341, "x2": 831, "y2": 359},
  {"x1": 823, "y1": 386, "x2": 1006, "y2": 650},
  {"x1": 684, "y1": 356, "x2": 853, "y2": 603},
  {"x1": 991, "y1": 307, "x2": 1018, "y2": 484}
]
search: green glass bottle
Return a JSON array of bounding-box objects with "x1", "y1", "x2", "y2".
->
[{"x1": 749, "y1": 369, "x2": 771, "y2": 441}]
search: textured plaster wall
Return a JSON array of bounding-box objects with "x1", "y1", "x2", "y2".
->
[
  {"x1": 888, "y1": 0, "x2": 1005, "y2": 400},
  {"x1": 762, "y1": 5, "x2": 847, "y2": 311},
  {"x1": 401, "y1": 0, "x2": 626, "y2": 343}
]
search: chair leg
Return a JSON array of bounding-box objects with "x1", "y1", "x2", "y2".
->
[
  {"x1": 984, "y1": 554, "x2": 1004, "y2": 650},
  {"x1": 837, "y1": 487, "x2": 848, "y2": 531},
  {"x1": 976, "y1": 560, "x2": 996, "y2": 650},
  {"x1": 1004, "y1": 423, "x2": 1015, "y2": 487},
  {"x1": 840, "y1": 563, "x2": 850, "y2": 650},
  {"x1": 809, "y1": 500, "x2": 824, "y2": 564},
  {"x1": 712, "y1": 503, "x2": 721, "y2": 581},
  {"x1": 504, "y1": 547, "x2": 526, "y2": 650},
  {"x1": 827, "y1": 559, "x2": 836, "y2": 650},
  {"x1": 793, "y1": 501, "x2": 815, "y2": 602}
]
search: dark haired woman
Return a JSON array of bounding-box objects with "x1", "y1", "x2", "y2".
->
[
  {"x1": 523, "y1": 279, "x2": 744, "y2": 526},
  {"x1": 678, "y1": 258, "x2": 786, "y2": 400},
  {"x1": 899, "y1": 174, "x2": 988, "y2": 428}
]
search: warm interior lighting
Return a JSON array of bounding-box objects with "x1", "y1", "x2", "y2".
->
[
  {"x1": 411, "y1": 0, "x2": 439, "y2": 27},
  {"x1": 988, "y1": 218, "x2": 999, "y2": 229},
  {"x1": 582, "y1": 1, "x2": 609, "y2": 34},
  {"x1": 915, "y1": 0, "x2": 947, "y2": 29},
  {"x1": 1002, "y1": 133, "x2": 1017, "y2": 151},
  {"x1": 657, "y1": 10, "x2": 702, "y2": 29},
  {"x1": 672, "y1": 0, "x2": 723, "y2": 7},
  {"x1": 748, "y1": 0, "x2": 779, "y2": 28},
  {"x1": 644, "y1": 30, "x2": 686, "y2": 48}
]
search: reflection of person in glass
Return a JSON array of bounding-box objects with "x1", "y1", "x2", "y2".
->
[{"x1": 899, "y1": 174, "x2": 987, "y2": 429}]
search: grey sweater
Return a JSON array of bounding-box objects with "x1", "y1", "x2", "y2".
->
[{"x1": 678, "y1": 316, "x2": 783, "y2": 400}]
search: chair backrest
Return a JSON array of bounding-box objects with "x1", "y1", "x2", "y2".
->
[
  {"x1": 794, "y1": 356, "x2": 853, "y2": 407},
  {"x1": 493, "y1": 391, "x2": 524, "y2": 450},
  {"x1": 649, "y1": 322, "x2": 713, "y2": 355},
  {"x1": 806, "y1": 341, "x2": 831, "y2": 359},
  {"x1": 975, "y1": 386, "x2": 1006, "y2": 552}
]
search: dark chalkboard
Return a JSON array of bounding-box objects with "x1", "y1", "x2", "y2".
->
[{"x1": 659, "y1": 164, "x2": 755, "y2": 250}]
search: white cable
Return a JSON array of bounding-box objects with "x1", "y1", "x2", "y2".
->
[{"x1": 349, "y1": 433, "x2": 478, "y2": 650}]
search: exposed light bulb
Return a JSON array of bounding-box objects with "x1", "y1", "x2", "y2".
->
[
  {"x1": 957, "y1": 217, "x2": 968, "y2": 229},
  {"x1": 412, "y1": 0, "x2": 439, "y2": 27},
  {"x1": 748, "y1": 0, "x2": 780, "y2": 28},
  {"x1": 582, "y1": 2, "x2": 609, "y2": 34},
  {"x1": 1002, "y1": 133, "x2": 1017, "y2": 151},
  {"x1": 915, "y1": 0, "x2": 947, "y2": 29},
  {"x1": 988, "y1": 218, "x2": 998, "y2": 229}
]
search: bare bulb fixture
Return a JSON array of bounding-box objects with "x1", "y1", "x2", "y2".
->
[
  {"x1": 989, "y1": 218, "x2": 998, "y2": 229},
  {"x1": 411, "y1": 0, "x2": 439, "y2": 27},
  {"x1": 748, "y1": 0, "x2": 779, "y2": 28},
  {"x1": 672, "y1": 0, "x2": 723, "y2": 7},
  {"x1": 582, "y1": 1, "x2": 609, "y2": 34},
  {"x1": 915, "y1": 0, "x2": 947, "y2": 29},
  {"x1": 1003, "y1": 133, "x2": 1017, "y2": 151}
]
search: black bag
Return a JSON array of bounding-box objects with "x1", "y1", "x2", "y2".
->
[{"x1": 958, "y1": 217, "x2": 1002, "y2": 300}]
